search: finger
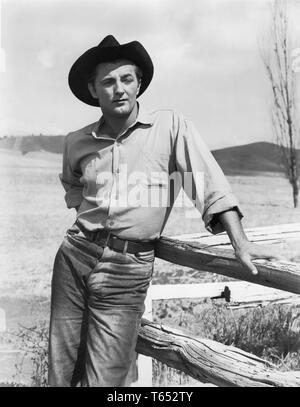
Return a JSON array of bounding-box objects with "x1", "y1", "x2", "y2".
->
[
  {"x1": 262, "y1": 246, "x2": 286, "y2": 261},
  {"x1": 250, "y1": 265, "x2": 258, "y2": 276},
  {"x1": 269, "y1": 255, "x2": 285, "y2": 261},
  {"x1": 258, "y1": 255, "x2": 284, "y2": 263},
  {"x1": 240, "y1": 256, "x2": 259, "y2": 275},
  {"x1": 251, "y1": 251, "x2": 284, "y2": 262}
]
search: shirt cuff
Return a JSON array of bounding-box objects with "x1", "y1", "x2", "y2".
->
[
  {"x1": 65, "y1": 189, "x2": 83, "y2": 209},
  {"x1": 203, "y1": 193, "x2": 243, "y2": 234}
]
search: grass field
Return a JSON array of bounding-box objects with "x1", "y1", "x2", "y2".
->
[
  {"x1": 0, "y1": 148, "x2": 299, "y2": 385},
  {"x1": 1, "y1": 148, "x2": 299, "y2": 300},
  {"x1": 0, "y1": 147, "x2": 300, "y2": 308}
]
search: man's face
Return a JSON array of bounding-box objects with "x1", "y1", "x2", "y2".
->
[{"x1": 88, "y1": 60, "x2": 141, "y2": 118}]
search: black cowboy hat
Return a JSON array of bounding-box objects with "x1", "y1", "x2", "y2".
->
[{"x1": 68, "y1": 35, "x2": 154, "y2": 106}]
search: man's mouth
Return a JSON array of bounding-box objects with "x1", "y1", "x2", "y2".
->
[{"x1": 113, "y1": 99, "x2": 128, "y2": 103}]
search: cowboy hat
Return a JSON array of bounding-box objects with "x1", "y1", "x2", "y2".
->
[{"x1": 68, "y1": 35, "x2": 154, "y2": 106}]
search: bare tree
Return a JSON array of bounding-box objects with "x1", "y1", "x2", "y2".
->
[{"x1": 261, "y1": 0, "x2": 299, "y2": 207}]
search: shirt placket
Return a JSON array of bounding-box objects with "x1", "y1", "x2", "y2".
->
[
  {"x1": 93, "y1": 122, "x2": 137, "y2": 230},
  {"x1": 105, "y1": 139, "x2": 121, "y2": 228}
]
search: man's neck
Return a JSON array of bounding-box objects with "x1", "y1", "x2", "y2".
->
[{"x1": 102, "y1": 103, "x2": 138, "y2": 139}]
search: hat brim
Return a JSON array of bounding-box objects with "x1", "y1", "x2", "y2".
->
[{"x1": 68, "y1": 41, "x2": 154, "y2": 106}]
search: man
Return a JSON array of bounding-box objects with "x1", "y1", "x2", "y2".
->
[{"x1": 48, "y1": 35, "x2": 280, "y2": 387}]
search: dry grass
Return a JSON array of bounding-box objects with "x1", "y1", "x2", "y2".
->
[
  {"x1": 0, "y1": 150, "x2": 74, "y2": 298},
  {"x1": 0, "y1": 148, "x2": 300, "y2": 386},
  {"x1": 0, "y1": 148, "x2": 299, "y2": 298}
]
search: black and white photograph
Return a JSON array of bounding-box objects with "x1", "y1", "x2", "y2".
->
[{"x1": 0, "y1": 0, "x2": 300, "y2": 390}]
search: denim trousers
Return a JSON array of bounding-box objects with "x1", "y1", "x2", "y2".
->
[{"x1": 48, "y1": 225, "x2": 154, "y2": 387}]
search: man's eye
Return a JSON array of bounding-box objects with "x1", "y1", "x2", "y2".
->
[
  {"x1": 102, "y1": 79, "x2": 114, "y2": 86},
  {"x1": 123, "y1": 77, "x2": 133, "y2": 83}
]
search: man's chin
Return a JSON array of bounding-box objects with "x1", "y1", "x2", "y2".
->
[
  {"x1": 111, "y1": 106, "x2": 132, "y2": 117},
  {"x1": 101, "y1": 102, "x2": 136, "y2": 118}
]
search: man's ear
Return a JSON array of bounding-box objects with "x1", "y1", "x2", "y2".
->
[{"x1": 88, "y1": 82, "x2": 97, "y2": 99}]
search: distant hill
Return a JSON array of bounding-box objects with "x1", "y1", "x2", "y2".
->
[
  {"x1": 211, "y1": 142, "x2": 298, "y2": 175},
  {"x1": 0, "y1": 136, "x2": 299, "y2": 175},
  {"x1": 0, "y1": 135, "x2": 65, "y2": 155}
]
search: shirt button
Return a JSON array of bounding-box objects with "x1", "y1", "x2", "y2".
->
[{"x1": 108, "y1": 220, "x2": 114, "y2": 226}]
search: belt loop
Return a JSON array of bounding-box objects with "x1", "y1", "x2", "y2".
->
[
  {"x1": 122, "y1": 240, "x2": 128, "y2": 255},
  {"x1": 104, "y1": 231, "x2": 111, "y2": 247}
]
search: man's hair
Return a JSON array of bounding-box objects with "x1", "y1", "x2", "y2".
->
[{"x1": 88, "y1": 59, "x2": 143, "y2": 85}]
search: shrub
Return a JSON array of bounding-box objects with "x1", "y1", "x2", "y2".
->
[
  {"x1": 9, "y1": 302, "x2": 300, "y2": 386},
  {"x1": 153, "y1": 300, "x2": 300, "y2": 385},
  {"x1": 13, "y1": 321, "x2": 49, "y2": 387}
]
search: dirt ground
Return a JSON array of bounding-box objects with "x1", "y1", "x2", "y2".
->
[
  {"x1": 0, "y1": 148, "x2": 299, "y2": 384},
  {"x1": 1, "y1": 148, "x2": 299, "y2": 300}
]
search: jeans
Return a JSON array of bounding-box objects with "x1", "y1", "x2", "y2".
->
[{"x1": 48, "y1": 225, "x2": 154, "y2": 387}]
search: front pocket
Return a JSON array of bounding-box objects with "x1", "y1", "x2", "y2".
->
[
  {"x1": 129, "y1": 249, "x2": 155, "y2": 265},
  {"x1": 66, "y1": 233, "x2": 103, "y2": 265}
]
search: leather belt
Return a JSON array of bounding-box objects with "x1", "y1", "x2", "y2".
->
[{"x1": 75, "y1": 222, "x2": 155, "y2": 255}]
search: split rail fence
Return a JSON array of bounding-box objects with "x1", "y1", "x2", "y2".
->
[{"x1": 132, "y1": 223, "x2": 300, "y2": 387}]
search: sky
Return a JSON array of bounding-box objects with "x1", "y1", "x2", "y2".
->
[{"x1": 1, "y1": 0, "x2": 300, "y2": 149}]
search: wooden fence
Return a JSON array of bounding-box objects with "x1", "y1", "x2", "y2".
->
[{"x1": 132, "y1": 223, "x2": 300, "y2": 387}]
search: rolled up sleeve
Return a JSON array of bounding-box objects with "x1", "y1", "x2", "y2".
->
[
  {"x1": 59, "y1": 134, "x2": 83, "y2": 209},
  {"x1": 174, "y1": 114, "x2": 243, "y2": 234}
]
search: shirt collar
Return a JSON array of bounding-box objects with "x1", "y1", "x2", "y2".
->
[
  {"x1": 87, "y1": 103, "x2": 153, "y2": 139},
  {"x1": 135, "y1": 103, "x2": 153, "y2": 126}
]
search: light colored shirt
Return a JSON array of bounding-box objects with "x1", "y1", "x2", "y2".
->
[{"x1": 60, "y1": 104, "x2": 242, "y2": 240}]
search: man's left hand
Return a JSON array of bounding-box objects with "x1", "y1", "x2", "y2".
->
[{"x1": 234, "y1": 240, "x2": 284, "y2": 276}]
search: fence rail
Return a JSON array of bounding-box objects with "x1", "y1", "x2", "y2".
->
[
  {"x1": 132, "y1": 223, "x2": 300, "y2": 387},
  {"x1": 155, "y1": 239, "x2": 300, "y2": 295},
  {"x1": 136, "y1": 318, "x2": 300, "y2": 387}
]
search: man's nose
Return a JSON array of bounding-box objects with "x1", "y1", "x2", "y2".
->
[{"x1": 114, "y1": 80, "x2": 124, "y2": 95}]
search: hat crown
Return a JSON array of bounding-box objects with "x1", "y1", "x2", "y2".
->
[{"x1": 98, "y1": 35, "x2": 120, "y2": 48}]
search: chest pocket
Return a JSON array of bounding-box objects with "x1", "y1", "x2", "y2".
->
[
  {"x1": 137, "y1": 151, "x2": 170, "y2": 208},
  {"x1": 140, "y1": 151, "x2": 170, "y2": 188}
]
